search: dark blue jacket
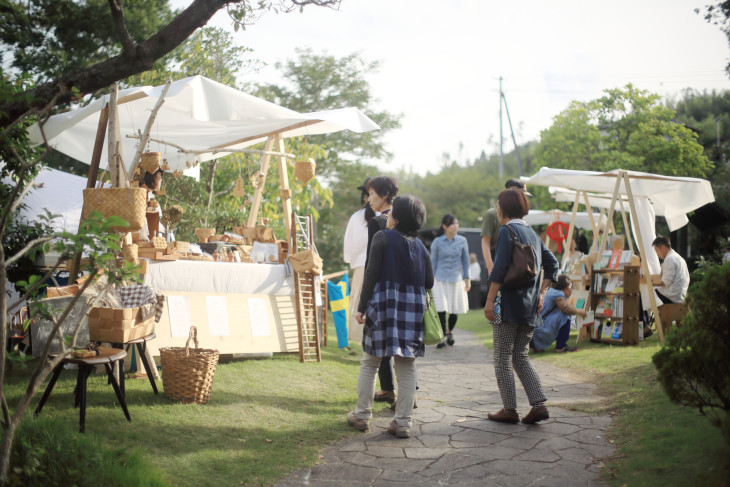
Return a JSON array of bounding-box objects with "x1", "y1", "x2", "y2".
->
[{"x1": 488, "y1": 220, "x2": 559, "y2": 327}]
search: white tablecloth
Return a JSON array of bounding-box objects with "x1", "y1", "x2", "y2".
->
[{"x1": 143, "y1": 260, "x2": 294, "y2": 295}]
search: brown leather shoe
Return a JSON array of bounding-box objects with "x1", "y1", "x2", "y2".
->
[
  {"x1": 387, "y1": 420, "x2": 410, "y2": 438},
  {"x1": 374, "y1": 390, "x2": 395, "y2": 404},
  {"x1": 521, "y1": 405, "x2": 549, "y2": 424},
  {"x1": 487, "y1": 408, "x2": 519, "y2": 424},
  {"x1": 347, "y1": 411, "x2": 369, "y2": 432}
]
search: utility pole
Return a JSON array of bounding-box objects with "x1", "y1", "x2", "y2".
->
[
  {"x1": 497, "y1": 77, "x2": 523, "y2": 177},
  {"x1": 498, "y1": 77, "x2": 504, "y2": 179}
]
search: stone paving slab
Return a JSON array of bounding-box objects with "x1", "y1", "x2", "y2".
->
[{"x1": 277, "y1": 327, "x2": 612, "y2": 486}]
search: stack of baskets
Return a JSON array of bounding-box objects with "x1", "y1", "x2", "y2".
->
[{"x1": 159, "y1": 326, "x2": 219, "y2": 404}]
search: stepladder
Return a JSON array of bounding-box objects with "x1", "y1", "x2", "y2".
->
[{"x1": 291, "y1": 214, "x2": 321, "y2": 362}]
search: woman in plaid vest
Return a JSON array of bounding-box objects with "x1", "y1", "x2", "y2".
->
[{"x1": 347, "y1": 194, "x2": 434, "y2": 439}]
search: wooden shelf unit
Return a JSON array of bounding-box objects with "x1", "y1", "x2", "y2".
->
[{"x1": 588, "y1": 265, "x2": 641, "y2": 345}]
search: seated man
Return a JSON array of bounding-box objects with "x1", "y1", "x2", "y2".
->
[
  {"x1": 651, "y1": 235, "x2": 689, "y2": 305},
  {"x1": 531, "y1": 275, "x2": 587, "y2": 353}
]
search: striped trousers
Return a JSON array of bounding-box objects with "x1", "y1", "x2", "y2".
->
[{"x1": 492, "y1": 322, "x2": 547, "y2": 410}]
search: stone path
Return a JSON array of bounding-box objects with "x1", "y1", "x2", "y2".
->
[{"x1": 278, "y1": 328, "x2": 613, "y2": 487}]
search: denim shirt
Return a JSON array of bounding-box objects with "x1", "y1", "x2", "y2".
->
[
  {"x1": 430, "y1": 234, "x2": 470, "y2": 282},
  {"x1": 488, "y1": 219, "x2": 559, "y2": 327}
]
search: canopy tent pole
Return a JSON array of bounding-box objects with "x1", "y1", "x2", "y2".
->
[
  {"x1": 69, "y1": 104, "x2": 109, "y2": 279},
  {"x1": 275, "y1": 135, "x2": 293, "y2": 245},
  {"x1": 560, "y1": 191, "x2": 580, "y2": 270},
  {"x1": 582, "y1": 191, "x2": 599, "y2": 238},
  {"x1": 620, "y1": 171, "x2": 665, "y2": 343},
  {"x1": 107, "y1": 84, "x2": 128, "y2": 188},
  {"x1": 247, "y1": 136, "x2": 276, "y2": 228},
  {"x1": 598, "y1": 175, "x2": 623, "y2": 253},
  {"x1": 617, "y1": 197, "x2": 634, "y2": 254}
]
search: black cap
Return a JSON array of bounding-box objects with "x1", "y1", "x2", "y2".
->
[
  {"x1": 505, "y1": 178, "x2": 532, "y2": 196},
  {"x1": 357, "y1": 177, "x2": 371, "y2": 191}
]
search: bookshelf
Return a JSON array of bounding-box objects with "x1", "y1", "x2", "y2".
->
[{"x1": 588, "y1": 259, "x2": 640, "y2": 346}]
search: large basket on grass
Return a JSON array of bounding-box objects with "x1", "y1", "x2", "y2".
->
[{"x1": 160, "y1": 326, "x2": 219, "y2": 404}]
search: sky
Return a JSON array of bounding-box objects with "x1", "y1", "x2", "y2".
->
[{"x1": 178, "y1": 0, "x2": 730, "y2": 176}]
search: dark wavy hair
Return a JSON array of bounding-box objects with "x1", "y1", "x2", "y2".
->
[
  {"x1": 391, "y1": 194, "x2": 426, "y2": 237},
  {"x1": 366, "y1": 175, "x2": 398, "y2": 203},
  {"x1": 552, "y1": 274, "x2": 572, "y2": 291},
  {"x1": 497, "y1": 188, "x2": 530, "y2": 219},
  {"x1": 142, "y1": 168, "x2": 164, "y2": 189},
  {"x1": 436, "y1": 214, "x2": 457, "y2": 236}
]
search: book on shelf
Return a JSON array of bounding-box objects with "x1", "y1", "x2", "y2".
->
[
  {"x1": 611, "y1": 322, "x2": 623, "y2": 340},
  {"x1": 595, "y1": 297, "x2": 606, "y2": 315},
  {"x1": 601, "y1": 320, "x2": 614, "y2": 339},
  {"x1": 618, "y1": 250, "x2": 633, "y2": 269},
  {"x1": 613, "y1": 275, "x2": 625, "y2": 293},
  {"x1": 605, "y1": 274, "x2": 621, "y2": 292},
  {"x1": 602, "y1": 301, "x2": 613, "y2": 317},
  {"x1": 608, "y1": 249, "x2": 622, "y2": 269},
  {"x1": 593, "y1": 250, "x2": 612, "y2": 270},
  {"x1": 593, "y1": 319, "x2": 602, "y2": 339}
]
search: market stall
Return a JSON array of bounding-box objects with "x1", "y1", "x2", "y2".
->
[
  {"x1": 523, "y1": 167, "x2": 715, "y2": 342},
  {"x1": 27, "y1": 76, "x2": 380, "y2": 358}
]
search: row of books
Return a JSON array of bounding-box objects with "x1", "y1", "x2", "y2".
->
[
  {"x1": 593, "y1": 249, "x2": 633, "y2": 270},
  {"x1": 593, "y1": 273, "x2": 625, "y2": 293},
  {"x1": 595, "y1": 295, "x2": 624, "y2": 317},
  {"x1": 592, "y1": 319, "x2": 623, "y2": 340}
]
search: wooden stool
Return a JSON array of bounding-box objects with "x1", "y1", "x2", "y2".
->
[
  {"x1": 34, "y1": 347, "x2": 131, "y2": 433},
  {"x1": 110, "y1": 333, "x2": 159, "y2": 398},
  {"x1": 658, "y1": 303, "x2": 688, "y2": 335}
]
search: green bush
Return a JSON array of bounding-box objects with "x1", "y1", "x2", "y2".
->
[
  {"x1": 8, "y1": 417, "x2": 169, "y2": 487},
  {"x1": 653, "y1": 261, "x2": 730, "y2": 445}
]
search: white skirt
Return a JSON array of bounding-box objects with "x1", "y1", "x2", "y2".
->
[{"x1": 432, "y1": 279, "x2": 469, "y2": 315}]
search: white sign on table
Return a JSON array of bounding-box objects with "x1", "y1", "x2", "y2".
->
[
  {"x1": 206, "y1": 295, "x2": 230, "y2": 336},
  {"x1": 247, "y1": 297, "x2": 271, "y2": 336},
  {"x1": 167, "y1": 295, "x2": 193, "y2": 337}
]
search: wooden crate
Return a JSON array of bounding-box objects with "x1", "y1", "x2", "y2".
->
[{"x1": 88, "y1": 306, "x2": 155, "y2": 343}]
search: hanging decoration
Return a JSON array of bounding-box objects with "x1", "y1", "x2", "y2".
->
[
  {"x1": 546, "y1": 220, "x2": 570, "y2": 253},
  {"x1": 294, "y1": 158, "x2": 316, "y2": 184},
  {"x1": 141, "y1": 152, "x2": 161, "y2": 174},
  {"x1": 233, "y1": 160, "x2": 246, "y2": 197},
  {"x1": 251, "y1": 170, "x2": 265, "y2": 189}
]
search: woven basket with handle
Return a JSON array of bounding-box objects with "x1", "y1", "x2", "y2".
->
[
  {"x1": 159, "y1": 326, "x2": 219, "y2": 404},
  {"x1": 82, "y1": 187, "x2": 147, "y2": 232}
]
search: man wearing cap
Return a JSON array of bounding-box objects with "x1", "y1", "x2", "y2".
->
[
  {"x1": 480, "y1": 179, "x2": 531, "y2": 276},
  {"x1": 343, "y1": 178, "x2": 377, "y2": 343}
]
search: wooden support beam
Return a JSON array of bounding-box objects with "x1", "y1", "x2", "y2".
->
[
  {"x1": 560, "y1": 191, "x2": 580, "y2": 270},
  {"x1": 276, "y1": 135, "x2": 293, "y2": 244},
  {"x1": 247, "y1": 136, "x2": 276, "y2": 228},
  {"x1": 621, "y1": 171, "x2": 665, "y2": 343}
]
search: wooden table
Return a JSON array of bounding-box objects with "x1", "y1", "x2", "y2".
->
[{"x1": 34, "y1": 347, "x2": 131, "y2": 433}]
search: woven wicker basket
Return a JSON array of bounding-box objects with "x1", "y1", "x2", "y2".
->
[
  {"x1": 140, "y1": 152, "x2": 161, "y2": 173},
  {"x1": 82, "y1": 187, "x2": 147, "y2": 232},
  {"x1": 160, "y1": 327, "x2": 219, "y2": 404}
]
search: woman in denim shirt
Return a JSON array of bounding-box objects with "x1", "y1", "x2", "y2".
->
[
  {"x1": 484, "y1": 188, "x2": 559, "y2": 425},
  {"x1": 430, "y1": 214, "x2": 470, "y2": 348}
]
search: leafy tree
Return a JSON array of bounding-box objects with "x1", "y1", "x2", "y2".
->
[
  {"x1": 253, "y1": 49, "x2": 402, "y2": 270},
  {"x1": 0, "y1": 0, "x2": 341, "y2": 129},
  {"x1": 653, "y1": 260, "x2": 730, "y2": 446},
  {"x1": 535, "y1": 84, "x2": 714, "y2": 178},
  {"x1": 670, "y1": 89, "x2": 730, "y2": 260},
  {"x1": 700, "y1": 1, "x2": 730, "y2": 75}
]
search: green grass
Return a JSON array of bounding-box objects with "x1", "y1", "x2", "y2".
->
[
  {"x1": 5, "y1": 312, "x2": 729, "y2": 486},
  {"x1": 458, "y1": 309, "x2": 730, "y2": 486},
  {"x1": 3, "y1": 337, "x2": 382, "y2": 487}
]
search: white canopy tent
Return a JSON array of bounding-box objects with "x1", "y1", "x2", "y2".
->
[
  {"x1": 523, "y1": 167, "x2": 716, "y2": 343},
  {"x1": 27, "y1": 75, "x2": 380, "y2": 241},
  {"x1": 524, "y1": 209, "x2": 606, "y2": 231},
  {"x1": 28, "y1": 75, "x2": 380, "y2": 174}
]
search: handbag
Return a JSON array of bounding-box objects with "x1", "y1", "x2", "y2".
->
[
  {"x1": 288, "y1": 249, "x2": 323, "y2": 275},
  {"x1": 423, "y1": 289, "x2": 444, "y2": 345},
  {"x1": 503, "y1": 224, "x2": 538, "y2": 288}
]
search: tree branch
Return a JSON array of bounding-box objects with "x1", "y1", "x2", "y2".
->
[
  {"x1": 4, "y1": 237, "x2": 55, "y2": 267},
  {"x1": 0, "y1": 0, "x2": 242, "y2": 128},
  {"x1": 108, "y1": 0, "x2": 135, "y2": 54}
]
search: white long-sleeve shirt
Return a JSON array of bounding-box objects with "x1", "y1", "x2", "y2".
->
[
  {"x1": 658, "y1": 249, "x2": 689, "y2": 303},
  {"x1": 343, "y1": 208, "x2": 369, "y2": 269}
]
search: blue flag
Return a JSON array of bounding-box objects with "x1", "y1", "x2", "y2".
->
[{"x1": 327, "y1": 273, "x2": 350, "y2": 348}]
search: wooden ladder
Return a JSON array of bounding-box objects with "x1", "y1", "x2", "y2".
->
[{"x1": 291, "y1": 214, "x2": 321, "y2": 362}]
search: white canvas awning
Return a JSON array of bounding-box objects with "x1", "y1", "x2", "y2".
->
[
  {"x1": 27, "y1": 75, "x2": 380, "y2": 173},
  {"x1": 524, "y1": 209, "x2": 606, "y2": 231},
  {"x1": 524, "y1": 167, "x2": 714, "y2": 232}
]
